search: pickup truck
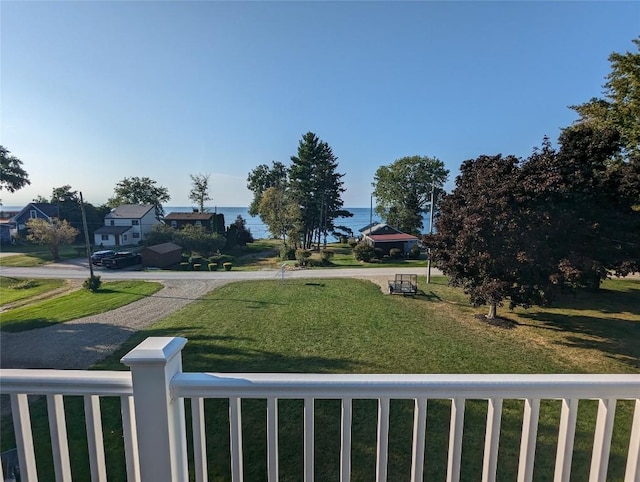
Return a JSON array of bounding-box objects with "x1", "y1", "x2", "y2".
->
[{"x1": 101, "y1": 251, "x2": 142, "y2": 269}]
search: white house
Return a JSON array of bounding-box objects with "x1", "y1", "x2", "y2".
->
[{"x1": 94, "y1": 204, "x2": 157, "y2": 247}]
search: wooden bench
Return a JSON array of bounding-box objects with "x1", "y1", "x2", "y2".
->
[{"x1": 388, "y1": 274, "x2": 418, "y2": 295}]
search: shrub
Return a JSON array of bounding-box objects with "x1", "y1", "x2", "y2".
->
[
  {"x1": 389, "y1": 248, "x2": 403, "y2": 259},
  {"x1": 83, "y1": 275, "x2": 101, "y2": 292},
  {"x1": 348, "y1": 240, "x2": 358, "y2": 248},
  {"x1": 223, "y1": 262, "x2": 232, "y2": 271},
  {"x1": 296, "y1": 249, "x2": 312, "y2": 266},
  {"x1": 180, "y1": 262, "x2": 190, "y2": 271},
  {"x1": 193, "y1": 264, "x2": 202, "y2": 271},
  {"x1": 280, "y1": 245, "x2": 296, "y2": 260},
  {"x1": 374, "y1": 247, "x2": 384, "y2": 259},
  {"x1": 320, "y1": 249, "x2": 335, "y2": 264},
  {"x1": 208, "y1": 263, "x2": 218, "y2": 271},
  {"x1": 189, "y1": 255, "x2": 204, "y2": 266},
  {"x1": 408, "y1": 244, "x2": 421, "y2": 259},
  {"x1": 353, "y1": 243, "x2": 376, "y2": 262}
]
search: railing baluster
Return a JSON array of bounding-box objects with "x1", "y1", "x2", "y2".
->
[
  {"x1": 229, "y1": 397, "x2": 244, "y2": 482},
  {"x1": 624, "y1": 398, "x2": 640, "y2": 482},
  {"x1": 47, "y1": 394, "x2": 72, "y2": 482},
  {"x1": 192, "y1": 397, "x2": 207, "y2": 482},
  {"x1": 554, "y1": 398, "x2": 578, "y2": 482},
  {"x1": 84, "y1": 394, "x2": 107, "y2": 482},
  {"x1": 447, "y1": 397, "x2": 465, "y2": 482},
  {"x1": 267, "y1": 398, "x2": 279, "y2": 482},
  {"x1": 589, "y1": 398, "x2": 616, "y2": 482},
  {"x1": 120, "y1": 395, "x2": 140, "y2": 482},
  {"x1": 304, "y1": 397, "x2": 314, "y2": 482},
  {"x1": 340, "y1": 398, "x2": 352, "y2": 482},
  {"x1": 518, "y1": 398, "x2": 540, "y2": 482},
  {"x1": 411, "y1": 397, "x2": 427, "y2": 482},
  {"x1": 10, "y1": 394, "x2": 38, "y2": 481},
  {"x1": 482, "y1": 398, "x2": 503, "y2": 482},
  {"x1": 376, "y1": 398, "x2": 390, "y2": 482}
]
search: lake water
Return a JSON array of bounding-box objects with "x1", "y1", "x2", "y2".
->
[{"x1": 165, "y1": 206, "x2": 432, "y2": 241}]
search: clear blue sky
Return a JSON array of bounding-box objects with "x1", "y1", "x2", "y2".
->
[{"x1": 1, "y1": 1, "x2": 638, "y2": 208}]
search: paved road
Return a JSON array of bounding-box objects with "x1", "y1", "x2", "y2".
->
[{"x1": 0, "y1": 259, "x2": 442, "y2": 282}]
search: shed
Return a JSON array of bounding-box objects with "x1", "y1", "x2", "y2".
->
[{"x1": 141, "y1": 242, "x2": 182, "y2": 268}]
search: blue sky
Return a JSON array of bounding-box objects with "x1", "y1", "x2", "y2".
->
[{"x1": 1, "y1": 1, "x2": 638, "y2": 208}]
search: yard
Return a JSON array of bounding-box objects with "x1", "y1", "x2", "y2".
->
[{"x1": 2, "y1": 276, "x2": 637, "y2": 480}]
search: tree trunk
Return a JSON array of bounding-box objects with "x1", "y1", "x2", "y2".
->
[
  {"x1": 50, "y1": 244, "x2": 60, "y2": 261},
  {"x1": 487, "y1": 303, "x2": 497, "y2": 319}
]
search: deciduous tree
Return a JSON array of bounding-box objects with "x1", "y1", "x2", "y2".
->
[
  {"x1": 26, "y1": 218, "x2": 78, "y2": 261},
  {"x1": 0, "y1": 146, "x2": 30, "y2": 194},
  {"x1": 372, "y1": 155, "x2": 449, "y2": 235},
  {"x1": 108, "y1": 176, "x2": 170, "y2": 220},
  {"x1": 189, "y1": 173, "x2": 212, "y2": 213},
  {"x1": 430, "y1": 154, "x2": 549, "y2": 319},
  {"x1": 258, "y1": 186, "x2": 301, "y2": 245},
  {"x1": 247, "y1": 161, "x2": 288, "y2": 216}
]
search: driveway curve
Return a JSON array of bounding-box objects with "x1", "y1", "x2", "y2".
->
[{"x1": 0, "y1": 279, "x2": 230, "y2": 369}]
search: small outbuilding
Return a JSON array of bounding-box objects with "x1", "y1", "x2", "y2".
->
[
  {"x1": 360, "y1": 223, "x2": 419, "y2": 256},
  {"x1": 141, "y1": 242, "x2": 183, "y2": 268}
]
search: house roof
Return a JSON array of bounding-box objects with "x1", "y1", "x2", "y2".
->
[
  {"x1": 12, "y1": 203, "x2": 59, "y2": 221},
  {"x1": 94, "y1": 226, "x2": 132, "y2": 235},
  {"x1": 368, "y1": 233, "x2": 419, "y2": 242},
  {"x1": 106, "y1": 204, "x2": 154, "y2": 219},
  {"x1": 143, "y1": 242, "x2": 182, "y2": 254},
  {"x1": 164, "y1": 212, "x2": 214, "y2": 221},
  {"x1": 361, "y1": 223, "x2": 406, "y2": 236}
]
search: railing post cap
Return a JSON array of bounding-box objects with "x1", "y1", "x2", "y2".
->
[{"x1": 121, "y1": 337, "x2": 188, "y2": 366}]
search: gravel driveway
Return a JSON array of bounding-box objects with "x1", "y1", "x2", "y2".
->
[{"x1": 0, "y1": 279, "x2": 230, "y2": 370}]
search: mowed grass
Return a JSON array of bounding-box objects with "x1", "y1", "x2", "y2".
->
[
  {"x1": 0, "y1": 244, "x2": 83, "y2": 267},
  {"x1": 2, "y1": 277, "x2": 638, "y2": 481},
  {"x1": 0, "y1": 277, "x2": 65, "y2": 305},
  {"x1": 0, "y1": 281, "x2": 163, "y2": 332}
]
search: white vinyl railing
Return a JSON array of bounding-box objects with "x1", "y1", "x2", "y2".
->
[{"x1": 1, "y1": 336, "x2": 639, "y2": 482}]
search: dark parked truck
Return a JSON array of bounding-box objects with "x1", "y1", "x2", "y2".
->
[
  {"x1": 101, "y1": 251, "x2": 142, "y2": 269},
  {"x1": 91, "y1": 250, "x2": 116, "y2": 265}
]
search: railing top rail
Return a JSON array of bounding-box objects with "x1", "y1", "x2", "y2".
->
[
  {"x1": 0, "y1": 369, "x2": 133, "y2": 396},
  {"x1": 173, "y1": 372, "x2": 640, "y2": 400}
]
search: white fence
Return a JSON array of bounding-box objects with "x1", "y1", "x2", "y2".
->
[{"x1": 1, "y1": 336, "x2": 639, "y2": 482}]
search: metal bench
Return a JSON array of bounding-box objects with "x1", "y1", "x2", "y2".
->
[{"x1": 388, "y1": 274, "x2": 418, "y2": 295}]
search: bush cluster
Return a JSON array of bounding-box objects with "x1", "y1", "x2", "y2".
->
[
  {"x1": 353, "y1": 243, "x2": 376, "y2": 262},
  {"x1": 295, "y1": 249, "x2": 312, "y2": 267},
  {"x1": 389, "y1": 248, "x2": 403, "y2": 259},
  {"x1": 83, "y1": 275, "x2": 102, "y2": 292}
]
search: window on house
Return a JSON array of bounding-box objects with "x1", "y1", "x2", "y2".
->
[
  {"x1": 110, "y1": 220, "x2": 115, "y2": 226},
  {"x1": 171, "y1": 221, "x2": 177, "y2": 228},
  {"x1": 195, "y1": 220, "x2": 202, "y2": 226},
  {"x1": 132, "y1": 220, "x2": 139, "y2": 226},
  {"x1": 123, "y1": 235, "x2": 127, "y2": 241},
  {"x1": 101, "y1": 235, "x2": 109, "y2": 241},
  {"x1": 30, "y1": 210, "x2": 37, "y2": 219},
  {"x1": 133, "y1": 232, "x2": 140, "y2": 239}
]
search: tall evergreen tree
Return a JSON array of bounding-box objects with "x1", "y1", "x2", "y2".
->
[{"x1": 289, "y1": 132, "x2": 350, "y2": 249}]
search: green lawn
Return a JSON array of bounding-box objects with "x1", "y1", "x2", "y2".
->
[
  {"x1": 0, "y1": 280, "x2": 163, "y2": 332},
  {"x1": 0, "y1": 277, "x2": 65, "y2": 305},
  {"x1": 2, "y1": 277, "x2": 638, "y2": 481},
  {"x1": 0, "y1": 244, "x2": 85, "y2": 267}
]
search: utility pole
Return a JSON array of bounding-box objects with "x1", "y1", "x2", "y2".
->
[
  {"x1": 426, "y1": 182, "x2": 435, "y2": 284},
  {"x1": 79, "y1": 191, "x2": 94, "y2": 279}
]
